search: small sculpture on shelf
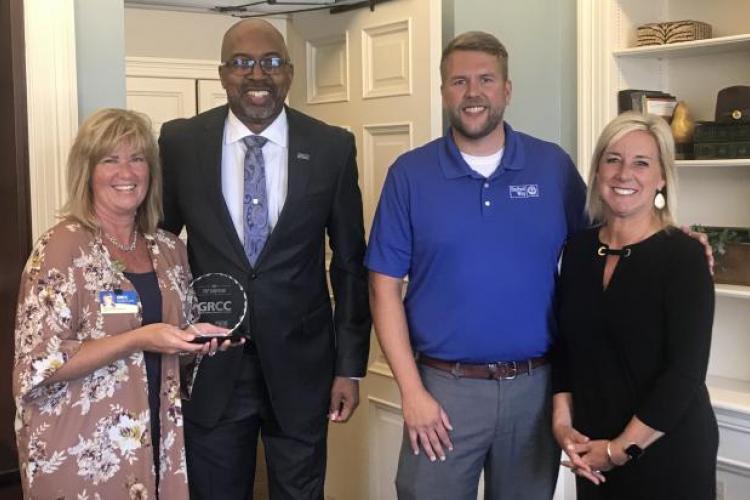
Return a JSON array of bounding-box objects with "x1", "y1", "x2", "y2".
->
[{"x1": 671, "y1": 101, "x2": 695, "y2": 160}]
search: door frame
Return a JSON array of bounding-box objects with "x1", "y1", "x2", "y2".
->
[{"x1": 0, "y1": 0, "x2": 30, "y2": 494}]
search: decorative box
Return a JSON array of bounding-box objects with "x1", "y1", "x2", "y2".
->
[
  {"x1": 716, "y1": 86, "x2": 750, "y2": 123},
  {"x1": 636, "y1": 20, "x2": 712, "y2": 46}
]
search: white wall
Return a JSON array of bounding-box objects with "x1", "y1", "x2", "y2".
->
[
  {"x1": 450, "y1": 0, "x2": 577, "y2": 159},
  {"x1": 124, "y1": 8, "x2": 287, "y2": 61},
  {"x1": 75, "y1": 0, "x2": 126, "y2": 120}
]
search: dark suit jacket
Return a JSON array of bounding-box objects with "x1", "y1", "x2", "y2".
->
[{"x1": 159, "y1": 105, "x2": 371, "y2": 435}]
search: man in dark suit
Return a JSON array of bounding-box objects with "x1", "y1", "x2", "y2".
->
[{"x1": 159, "y1": 19, "x2": 371, "y2": 499}]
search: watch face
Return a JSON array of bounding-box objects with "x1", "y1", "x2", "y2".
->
[{"x1": 625, "y1": 443, "x2": 644, "y2": 460}]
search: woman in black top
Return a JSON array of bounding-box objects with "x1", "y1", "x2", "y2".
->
[{"x1": 552, "y1": 111, "x2": 718, "y2": 499}]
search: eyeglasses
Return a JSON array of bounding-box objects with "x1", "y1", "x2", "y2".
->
[{"x1": 222, "y1": 55, "x2": 289, "y2": 75}]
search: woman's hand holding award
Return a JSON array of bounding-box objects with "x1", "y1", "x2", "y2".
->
[{"x1": 186, "y1": 273, "x2": 248, "y2": 344}]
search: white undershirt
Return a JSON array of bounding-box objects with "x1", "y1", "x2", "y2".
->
[
  {"x1": 460, "y1": 148, "x2": 504, "y2": 178},
  {"x1": 221, "y1": 108, "x2": 289, "y2": 241}
]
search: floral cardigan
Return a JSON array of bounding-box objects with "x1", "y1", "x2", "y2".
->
[{"x1": 13, "y1": 220, "x2": 192, "y2": 500}]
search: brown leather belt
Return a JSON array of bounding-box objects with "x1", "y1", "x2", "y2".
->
[{"x1": 418, "y1": 354, "x2": 549, "y2": 380}]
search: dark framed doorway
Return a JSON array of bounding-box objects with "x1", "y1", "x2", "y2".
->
[{"x1": 0, "y1": 0, "x2": 30, "y2": 497}]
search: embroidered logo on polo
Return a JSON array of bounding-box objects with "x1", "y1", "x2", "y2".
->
[{"x1": 509, "y1": 184, "x2": 540, "y2": 199}]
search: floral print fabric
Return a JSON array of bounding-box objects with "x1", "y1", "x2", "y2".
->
[{"x1": 13, "y1": 220, "x2": 191, "y2": 499}]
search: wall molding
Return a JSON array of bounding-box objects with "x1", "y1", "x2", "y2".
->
[
  {"x1": 718, "y1": 419, "x2": 750, "y2": 435},
  {"x1": 126, "y1": 56, "x2": 220, "y2": 79},
  {"x1": 367, "y1": 396, "x2": 403, "y2": 500},
  {"x1": 428, "y1": 1, "x2": 442, "y2": 139},
  {"x1": 367, "y1": 395, "x2": 402, "y2": 412},
  {"x1": 362, "y1": 122, "x2": 412, "y2": 221},
  {"x1": 361, "y1": 18, "x2": 413, "y2": 99},
  {"x1": 715, "y1": 406, "x2": 750, "y2": 434},
  {"x1": 368, "y1": 359, "x2": 394, "y2": 379},
  {"x1": 576, "y1": 0, "x2": 620, "y2": 179},
  {"x1": 24, "y1": 0, "x2": 78, "y2": 241},
  {"x1": 305, "y1": 32, "x2": 350, "y2": 104},
  {"x1": 717, "y1": 456, "x2": 750, "y2": 478}
]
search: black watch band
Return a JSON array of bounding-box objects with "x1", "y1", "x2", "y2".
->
[{"x1": 625, "y1": 443, "x2": 644, "y2": 461}]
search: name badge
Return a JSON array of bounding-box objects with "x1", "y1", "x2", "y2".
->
[{"x1": 99, "y1": 290, "x2": 139, "y2": 314}]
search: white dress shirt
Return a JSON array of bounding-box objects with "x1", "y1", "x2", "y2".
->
[{"x1": 221, "y1": 108, "x2": 289, "y2": 242}]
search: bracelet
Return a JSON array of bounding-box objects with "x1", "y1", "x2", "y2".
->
[{"x1": 606, "y1": 440, "x2": 616, "y2": 466}]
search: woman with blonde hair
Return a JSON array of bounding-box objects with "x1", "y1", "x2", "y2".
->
[
  {"x1": 14, "y1": 108, "x2": 228, "y2": 498},
  {"x1": 552, "y1": 111, "x2": 718, "y2": 499}
]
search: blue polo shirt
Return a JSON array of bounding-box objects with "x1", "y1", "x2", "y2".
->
[{"x1": 365, "y1": 123, "x2": 586, "y2": 362}]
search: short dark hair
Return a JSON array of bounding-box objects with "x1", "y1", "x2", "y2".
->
[{"x1": 440, "y1": 31, "x2": 509, "y2": 81}]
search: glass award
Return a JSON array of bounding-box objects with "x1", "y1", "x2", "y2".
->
[{"x1": 185, "y1": 273, "x2": 248, "y2": 343}]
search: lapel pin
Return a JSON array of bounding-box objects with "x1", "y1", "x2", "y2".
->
[{"x1": 296, "y1": 152, "x2": 310, "y2": 161}]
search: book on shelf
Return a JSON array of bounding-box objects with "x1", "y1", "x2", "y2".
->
[
  {"x1": 694, "y1": 121, "x2": 750, "y2": 142},
  {"x1": 694, "y1": 141, "x2": 750, "y2": 159},
  {"x1": 643, "y1": 95, "x2": 678, "y2": 123},
  {"x1": 693, "y1": 121, "x2": 750, "y2": 159}
]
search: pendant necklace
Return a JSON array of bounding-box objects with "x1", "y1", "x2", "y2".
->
[{"x1": 597, "y1": 245, "x2": 632, "y2": 257}]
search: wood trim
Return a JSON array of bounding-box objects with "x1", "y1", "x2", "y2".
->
[
  {"x1": 126, "y1": 56, "x2": 221, "y2": 80},
  {"x1": 0, "y1": 0, "x2": 30, "y2": 495}
]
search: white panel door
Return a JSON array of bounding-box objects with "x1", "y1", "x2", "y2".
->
[
  {"x1": 286, "y1": 1, "x2": 442, "y2": 499},
  {"x1": 197, "y1": 79, "x2": 227, "y2": 113},
  {"x1": 126, "y1": 76, "x2": 196, "y2": 135}
]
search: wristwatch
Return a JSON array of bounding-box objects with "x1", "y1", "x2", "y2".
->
[{"x1": 625, "y1": 443, "x2": 644, "y2": 461}]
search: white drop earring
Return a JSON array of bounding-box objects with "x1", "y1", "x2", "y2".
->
[{"x1": 654, "y1": 189, "x2": 666, "y2": 210}]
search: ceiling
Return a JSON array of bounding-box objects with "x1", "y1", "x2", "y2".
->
[{"x1": 124, "y1": 0, "x2": 370, "y2": 16}]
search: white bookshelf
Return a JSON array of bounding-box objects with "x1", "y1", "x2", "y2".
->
[
  {"x1": 677, "y1": 159, "x2": 750, "y2": 169},
  {"x1": 709, "y1": 375, "x2": 750, "y2": 414},
  {"x1": 613, "y1": 33, "x2": 750, "y2": 59},
  {"x1": 578, "y1": 1, "x2": 750, "y2": 498}
]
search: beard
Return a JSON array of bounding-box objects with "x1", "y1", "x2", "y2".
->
[
  {"x1": 229, "y1": 81, "x2": 287, "y2": 128},
  {"x1": 447, "y1": 102, "x2": 504, "y2": 140}
]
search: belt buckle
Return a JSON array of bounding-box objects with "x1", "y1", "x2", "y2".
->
[{"x1": 496, "y1": 361, "x2": 518, "y2": 380}]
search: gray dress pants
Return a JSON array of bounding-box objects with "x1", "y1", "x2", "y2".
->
[{"x1": 395, "y1": 364, "x2": 559, "y2": 500}]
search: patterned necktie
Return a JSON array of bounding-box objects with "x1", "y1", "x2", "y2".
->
[{"x1": 242, "y1": 135, "x2": 269, "y2": 266}]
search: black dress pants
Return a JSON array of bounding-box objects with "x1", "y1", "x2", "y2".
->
[{"x1": 185, "y1": 350, "x2": 328, "y2": 500}]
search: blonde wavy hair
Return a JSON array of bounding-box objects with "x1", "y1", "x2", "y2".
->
[
  {"x1": 586, "y1": 111, "x2": 677, "y2": 227},
  {"x1": 60, "y1": 108, "x2": 162, "y2": 234}
]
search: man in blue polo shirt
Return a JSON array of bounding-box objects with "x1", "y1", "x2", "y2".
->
[{"x1": 366, "y1": 31, "x2": 587, "y2": 499}]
